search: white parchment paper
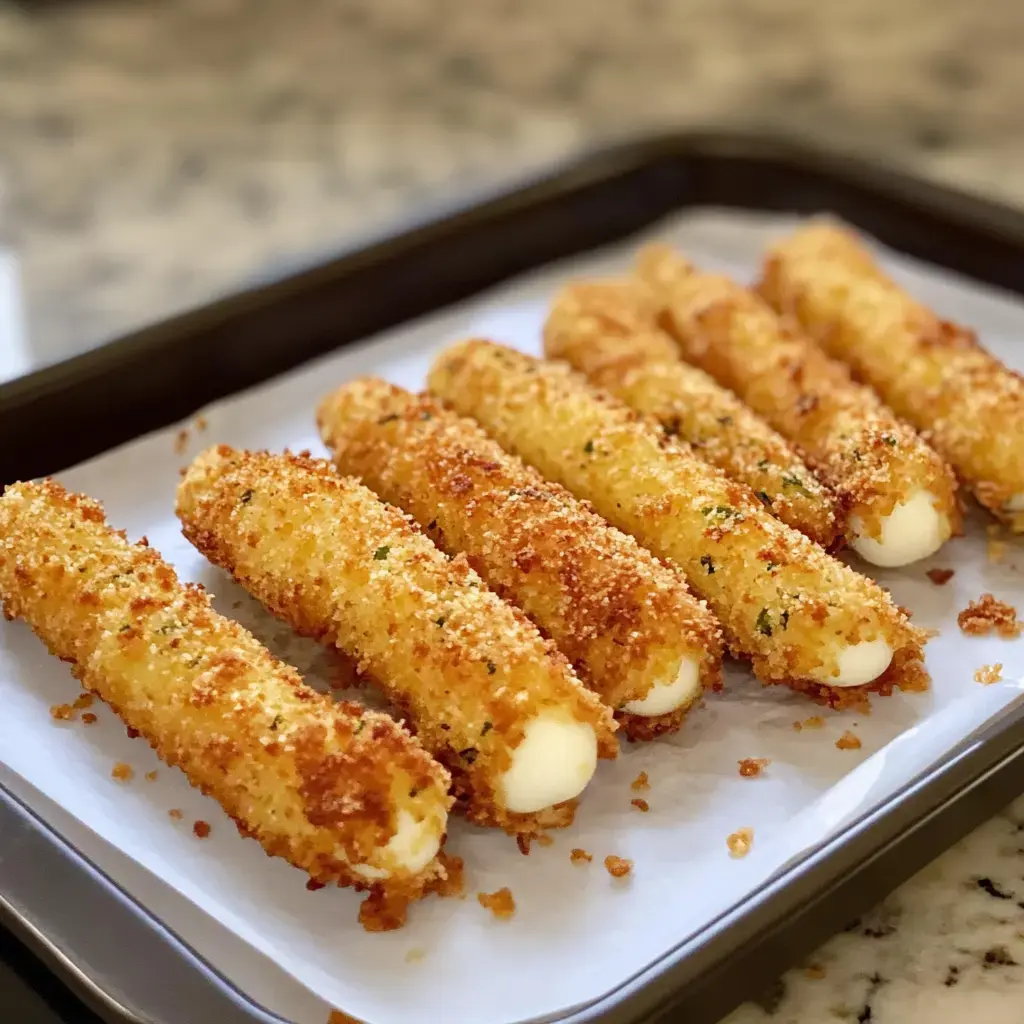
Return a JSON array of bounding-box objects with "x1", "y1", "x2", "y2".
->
[{"x1": 2, "y1": 210, "x2": 1023, "y2": 1024}]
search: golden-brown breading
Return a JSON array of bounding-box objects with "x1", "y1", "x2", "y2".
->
[
  {"x1": 637, "y1": 245, "x2": 961, "y2": 565},
  {"x1": 0, "y1": 479, "x2": 451, "y2": 904},
  {"x1": 177, "y1": 447, "x2": 617, "y2": 834},
  {"x1": 428, "y1": 340, "x2": 930, "y2": 710},
  {"x1": 758, "y1": 221, "x2": 1024, "y2": 531},
  {"x1": 544, "y1": 280, "x2": 839, "y2": 546},
  {"x1": 317, "y1": 377, "x2": 723, "y2": 742}
]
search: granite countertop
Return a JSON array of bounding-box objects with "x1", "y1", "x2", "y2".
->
[{"x1": 2, "y1": 2, "x2": 1024, "y2": 1022}]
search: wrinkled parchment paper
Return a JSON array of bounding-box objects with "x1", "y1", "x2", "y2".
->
[{"x1": 2, "y1": 210, "x2": 1022, "y2": 1024}]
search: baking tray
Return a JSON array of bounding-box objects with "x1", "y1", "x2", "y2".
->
[{"x1": 2, "y1": 131, "x2": 1024, "y2": 1024}]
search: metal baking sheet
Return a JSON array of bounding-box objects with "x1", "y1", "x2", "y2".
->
[{"x1": 2, "y1": 136, "x2": 1024, "y2": 1024}]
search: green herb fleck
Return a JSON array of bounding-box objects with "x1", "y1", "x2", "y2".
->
[
  {"x1": 701, "y1": 504, "x2": 739, "y2": 520},
  {"x1": 780, "y1": 610, "x2": 790, "y2": 631},
  {"x1": 757, "y1": 458, "x2": 770, "y2": 470},
  {"x1": 717, "y1": 415, "x2": 733, "y2": 426},
  {"x1": 700, "y1": 554, "x2": 716, "y2": 575},
  {"x1": 756, "y1": 490, "x2": 773, "y2": 506},
  {"x1": 354, "y1": 720, "x2": 366, "y2": 736},
  {"x1": 420, "y1": 411, "x2": 433, "y2": 421},
  {"x1": 481, "y1": 721, "x2": 493, "y2": 735},
  {"x1": 486, "y1": 661, "x2": 497, "y2": 675},
  {"x1": 119, "y1": 623, "x2": 132, "y2": 633},
  {"x1": 756, "y1": 608, "x2": 773, "y2": 637},
  {"x1": 765, "y1": 560, "x2": 779, "y2": 572},
  {"x1": 434, "y1": 616, "x2": 447, "y2": 627},
  {"x1": 781, "y1": 473, "x2": 810, "y2": 494},
  {"x1": 373, "y1": 545, "x2": 391, "y2": 561},
  {"x1": 409, "y1": 786, "x2": 420, "y2": 798},
  {"x1": 378, "y1": 413, "x2": 399, "y2": 425},
  {"x1": 459, "y1": 747, "x2": 479, "y2": 764},
  {"x1": 269, "y1": 714, "x2": 283, "y2": 731},
  {"x1": 883, "y1": 435, "x2": 898, "y2": 447},
  {"x1": 583, "y1": 439, "x2": 595, "y2": 454},
  {"x1": 240, "y1": 489, "x2": 254, "y2": 505},
  {"x1": 427, "y1": 518, "x2": 438, "y2": 531}
]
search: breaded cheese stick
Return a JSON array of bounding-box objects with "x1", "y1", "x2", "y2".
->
[
  {"x1": 429, "y1": 341, "x2": 929, "y2": 710},
  {"x1": 544, "y1": 280, "x2": 839, "y2": 547},
  {"x1": 759, "y1": 221, "x2": 1024, "y2": 531},
  {"x1": 0, "y1": 480, "x2": 451, "y2": 901},
  {"x1": 637, "y1": 246, "x2": 960, "y2": 566},
  {"x1": 177, "y1": 447, "x2": 616, "y2": 833},
  {"x1": 317, "y1": 377, "x2": 723, "y2": 742}
]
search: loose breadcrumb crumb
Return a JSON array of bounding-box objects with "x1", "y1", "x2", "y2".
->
[
  {"x1": 195, "y1": 415, "x2": 208, "y2": 432},
  {"x1": 536, "y1": 833, "x2": 554, "y2": 847},
  {"x1": 974, "y1": 663, "x2": 1003, "y2": 685},
  {"x1": 50, "y1": 703, "x2": 74, "y2": 721},
  {"x1": 145, "y1": 770, "x2": 158, "y2": 781},
  {"x1": 72, "y1": 692, "x2": 94, "y2": 710},
  {"x1": 111, "y1": 762, "x2": 133, "y2": 782},
  {"x1": 836, "y1": 730, "x2": 862, "y2": 750},
  {"x1": 193, "y1": 820, "x2": 211, "y2": 838},
  {"x1": 604, "y1": 855, "x2": 633, "y2": 878},
  {"x1": 958, "y1": 594, "x2": 1022, "y2": 638},
  {"x1": 570, "y1": 848, "x2": 593, "y2": 864},
  {"x1": 805, "y1": 964, "x2": 827, "y2": 980},
  {"x1": 793, "y1": 715, "x2": 826, "y2": 732},
  {"x1": 926, "y1": 568, "x2": 955, "y2": 586},
  {"x1": 477, "y1": 887, "x2": 516, "y2": 919},
  {"x1": 631, "y1": 771, "x2": 650, "y2": 791},
  {"x1": 168, "y1": 808, "x2": 184, "y2": 820},
  {"x1": 328, "y1": 1010, "x2": 363, "y2": 1024},
  {"x1": 174, "y1": 429, "x2": 190, "y2": 455},
  {"x1": 727, "y1": 828, "x2": 754, "y2": 858},
  {"x1": 738, "y1": 757, "x2": 770, "y2": 778},
  {"x1": 631, "y1": 798, "x2": 650, "y2": 812},
  {"x1": 516, "y1": 835, "x2": 532, "y2": 856},
  {"x1": 306, "y1": 878, "x2": 327, "y2": 891},
  {"x1": 81, "y1": 712, "x2": 97, "y2": 725}
]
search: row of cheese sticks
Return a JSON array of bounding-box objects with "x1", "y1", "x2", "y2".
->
[{"x1": 3, "y1": 220, "x2": 1017, "y2": 927}]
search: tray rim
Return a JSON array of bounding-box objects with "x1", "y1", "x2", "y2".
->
[{"x1": 3, "y1": 127, "x2": 1024, "y2": 1024}]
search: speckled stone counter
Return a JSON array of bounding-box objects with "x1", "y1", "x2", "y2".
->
[{"x1": 2, "y1": 2, "x2": 1024, "y2": 1021}]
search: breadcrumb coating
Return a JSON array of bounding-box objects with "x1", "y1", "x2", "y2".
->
[
  {"x1": 317, "y1": 377, "x2": 722, "y2": 741},
  {"x1": 545, "y1": 280, "x2": 838, "y2": 546},
  {"x1": 637, "y1": 245, "x2": 960, "y2": 548},
  {"x1": 177, "y1": 447, "x2": 616, "y2": 833},
  {"x1": 0, "y1": 479, "x2": 450, "y2": 900},
  {"x1": 957, "y1": 594, "x2": 1022, "y2": 638},
  {"x1": 759, "y1": 221, "x2": 1024, "y2": 530},
  {"x1": 428, "y1": 340, "x2": 929, "y2": 704}
]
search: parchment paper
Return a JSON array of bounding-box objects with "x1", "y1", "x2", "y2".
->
[{"x1": 2, "y1": 210, "x2": 1022, "y2": 1024}]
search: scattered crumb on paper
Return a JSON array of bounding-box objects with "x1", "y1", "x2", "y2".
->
[
  {"x1": 630, "y1": 771, "x2": 650, "y2": 791},
  {"x1": 727, "y1": 828, "x2": 753, "y2": 859},
  {"x1": 193, "y1": 820, "x2": 211, "y2": 838},
  {"x1": 738, "y1": 757, "x2": 770, "y2": 777},
  {"x1": 958, "y1": 594, "x2": 1022, "y2": 637},
  {"x1": 81, "y1": 712, "x2": 97, "y2": 725},
  {"x1": 168, "y1": 808, "x2": 183, "y2": 820},
  {"x1": 793, "y1": 715, "x2": 825, "y2": 732},
  {"x1": 926, "y1": 568, "x2": 955, "y2": 586},
  {"x1": 974, "y1": 663, "x2": 1003, "y2": 685},
  {"x1": 145, "y1": 770, "x2": 158, "y2": 781},
  {"x1": 195, "y1": 415, "x2": 208, "y2": 432},
  {"x1": 631, "y1": 798, "x2": 650, "y2": 812},
  {"x1": 49, "y1": 703, "x2": 74, "y2": 721},
  {"x1": 328, "y1": 1011, "x2": 363, "y2": 1024},
  {"x1": 570, "y1": 848, "x2": 593, "y2": 864},
  {"x1": 835, "y1": 731, "x2": 862, "y2": 751},
  {"x1": 477, "y1": 888, "x2": 516, "y2": 919},
  {"x1": 174, "y1": 428, "x2": 190, "y2": 455},
  {"x1": 604, "y1": 855, "x2": 633, "y2": 879},
  {"x1": 111, "y1": 762, "x2": 134, "y2": 782}
]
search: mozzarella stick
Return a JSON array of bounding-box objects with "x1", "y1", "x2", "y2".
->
[
  {"x1": 759, "y1": 221, "x2": 1024, "y2": 531},
  {"x1": 544, "y1": 281, "x2": 839, "y2": 547},
  {"x1": 177, "y1": 447, "x2": 616, "y2": 833},
  {"x1": 0, "y1": 480, "x2": 451, "y2": 902},
  {"x1": 429, "y1": 340, "x2": 929, "y2": 710},
  {"x1": 317, "y1": 377, "x2": 723, "y2": 742},
  {"x1": 637, "y1": 246, "x2": 960, "y2": 566}
]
